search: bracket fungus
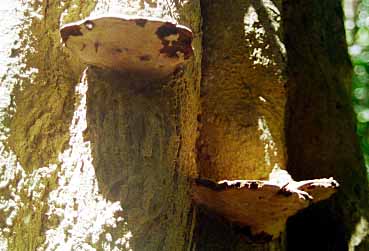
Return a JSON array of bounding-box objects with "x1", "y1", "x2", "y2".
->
[
  {"x1": 193, "y1": 177, "x2": 339, "y2": 240},
  {"x1": 60, "y1": 15, "x2": 193, "y2": 79},
  {"x1": 60, "y1": 14, "x2": 339, "y2": 243}
]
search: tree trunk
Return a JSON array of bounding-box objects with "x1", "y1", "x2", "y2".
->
[
  {"x1": 0, "y1": 0, "x2": 368, "y2": 251},
  {"x1": 284, "y1": 0, "x2": 369, "y2": 250}
]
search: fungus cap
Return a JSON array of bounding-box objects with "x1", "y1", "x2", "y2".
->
[
  {"x1": 193, "y1": 178, "x2": 338, "y2": 240},
  {"x1": 60, "y1": 15, "x2": 193, "y2": 78}
]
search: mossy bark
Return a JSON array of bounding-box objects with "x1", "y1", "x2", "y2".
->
[
  {"x1": 7, "y1": 0, "x2": 91, "y2": 172},
  {"x1": 80, "y1": 1, "x2": 202, "y2": 250},
  {"x1": 84, "y1": 59, "x2": 201, "y2": 250},
  {"x1": 2, "y1": 0, "x2": 369, "y2": 250},
  {"x1": 5, "y1": 0, "x2": 202, "y2": 250},
  {"x1": 3, "y1": 1, "x2": 94, "y2": 250}
]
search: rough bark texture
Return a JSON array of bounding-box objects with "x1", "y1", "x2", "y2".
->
[
  {"x1": 7, "y1": 1, "x2": 90, "y2": 172},
  {"x1": 193, "y1": 0, "x2": 288, "y2": 249},
  {"x1": 198, "y1": 0, "x2": 287, "y2": 182},
  {"x1": 1, "y1": 0, "x2": 368, "y2": 250},
  {"x1": 2, "y1": 1, "x2": 202, "y2": 250},
  {"x1": 81, "y1": 3, "x2": 202, "y2": 250},
  {"x1": 284, "y1": 0, "x2": 369, "y2": 250},
  {"x1": 2, "y1": 1, "x2": 94, "y2": 250},
  {"x1": 84, "y1": 64, "x2": 200, "y2": 250}
]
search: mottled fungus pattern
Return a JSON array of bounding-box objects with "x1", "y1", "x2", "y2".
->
[{"x1": 60, "y1": 15, "x2": 193, "y2": 79}]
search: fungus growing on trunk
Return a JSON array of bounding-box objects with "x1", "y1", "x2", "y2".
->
[
  {"x1": 60, "y1": 15, "x2": 193, "y2": 79},
  {"x1": 60, "y1": 16, "x2": 339, "y2": 242},
  {"x1": 193, "y1": 178, "x2": 339, "y2": 240}
]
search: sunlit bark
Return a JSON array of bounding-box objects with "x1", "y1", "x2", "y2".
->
[{"x1": 0, "y1": 0, "x2": 368, "y2": 250}]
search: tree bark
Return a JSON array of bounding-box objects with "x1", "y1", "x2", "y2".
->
[
  {"x1": 194, "y1": 0, "x2": 287, "y2": 249},
  {"x1": 0, "y1": 0, "x2": 368, "y2": 251},
  {"x1": 284, "y1": 0, "x2": 369, "y2": 250}
]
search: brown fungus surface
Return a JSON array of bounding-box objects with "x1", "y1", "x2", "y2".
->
[
  {"x1": 193, "y1": 178, "x2": 339, "y2": 239},
  {"x1": 60, "y1": 15, "x2": 193, "y2": 79}
]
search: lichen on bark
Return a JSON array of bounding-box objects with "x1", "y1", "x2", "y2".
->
[
  {"x1": 7, "y1": 0, "x2": 95, "y2": 172},
  {"x1": 3, "y1": 0, "x2": 202, "y2": 250},
  {"x1": 1, "y1": 0, "x2": 368, "y2": 250},
  {"x1": 0, "y1": 1, "x2": 134, "y2": 250}
]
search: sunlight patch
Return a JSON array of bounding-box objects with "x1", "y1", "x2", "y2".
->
[
  {"x1": 243, "y1": 6, "x2": 265, "y2": 42},
  {"x1": 349, "y1": 217, "x2": 369, "y2": 251},
  {"x1": 91, "y1": 0, "x2": 180, "y2": 22},
  {"x1": 257, "y1": 116, "x2": 278, "y2": 167},
  {"x1": 41, "y1": 69, "x2": 131, "y2": 251},
  {"x1": 243, "y1": 3, "x2": 285, "y2": 66},
  {"x1": 243, "y1": 6, "x2": 271, "y2": 66}
]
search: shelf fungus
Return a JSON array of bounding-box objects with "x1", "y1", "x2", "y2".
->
[
  {"x1": 193, "y1": 177, "x2": 339, "y2": 240},
  {"x1": 60, "y1": 15, "x2": 193, "y2": 79}
]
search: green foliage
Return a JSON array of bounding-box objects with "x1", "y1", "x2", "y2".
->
[{"x1": 347, "y1": 0, "x2": 369, "y2": 170}]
